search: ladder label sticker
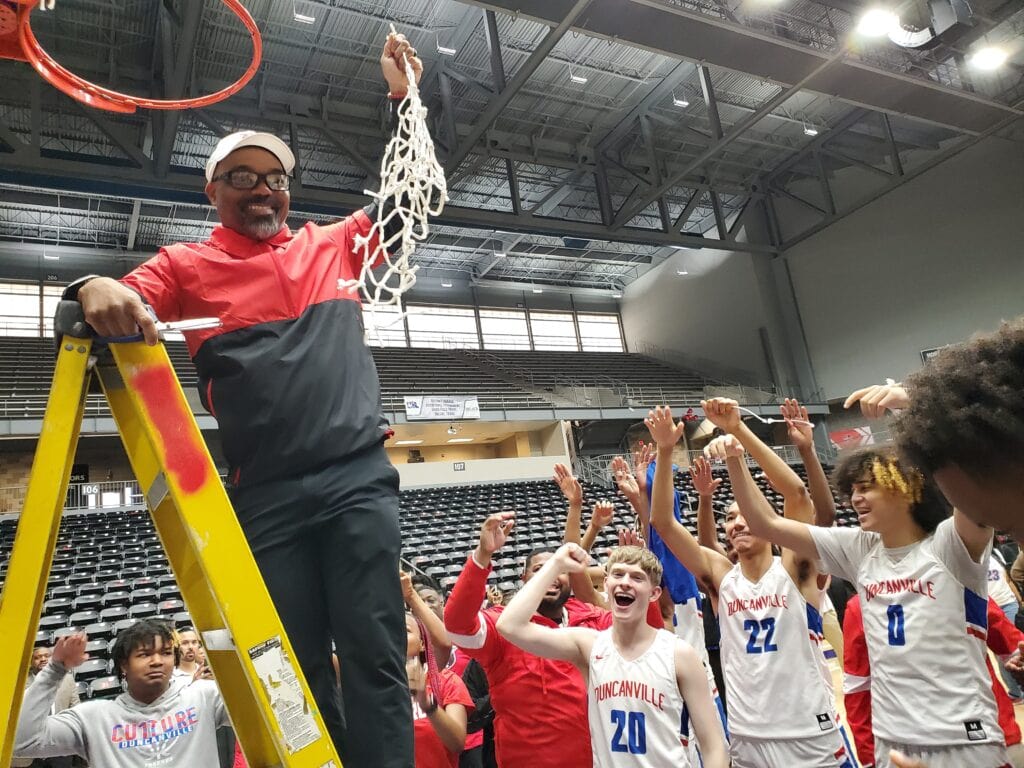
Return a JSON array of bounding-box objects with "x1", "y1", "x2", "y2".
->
[{"x1": 248, "y1": 636, "x2": 321, "y2": 753}]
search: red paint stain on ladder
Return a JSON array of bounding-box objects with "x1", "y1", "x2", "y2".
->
[{"x1": 130, "y1": 364, "x2": 210, "y2": 494}]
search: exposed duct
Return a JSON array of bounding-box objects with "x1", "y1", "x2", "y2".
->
[{"x1": 888, "y1": 0, "x2": 975, "y2": 49}]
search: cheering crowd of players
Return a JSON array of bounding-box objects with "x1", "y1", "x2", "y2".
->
[{"x1": 13, "y1": 318, "x2": 1024, "y2": 768}]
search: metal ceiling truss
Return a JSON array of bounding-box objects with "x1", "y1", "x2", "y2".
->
[
  {"x1": 0, "y1": 0, "x2": 778, "y2": 256},
  {"x1": 761, "y1": 99, "x2": 1024, "y2": 248},
  {"x1": 1, "y1": 0, "x2": 1021, "y2": 286}
]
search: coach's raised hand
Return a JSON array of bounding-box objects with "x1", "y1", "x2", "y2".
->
[
  {"x1": 381, "y1": 31, "x2": 423, "y2": 95},
  {"x1": 474, "y1": 511, "x2": 515, "y2": 568}
]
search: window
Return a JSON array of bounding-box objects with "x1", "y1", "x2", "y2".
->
[
  {"x1": 406, "y1": 305, "x2": 479, "y2": 349},
  {"x1": 577, "y1": 313, "x2": 624, "y2": 352},
  {"x1": 0, "y1": 282, "x2": 43, "y2": 337},
  {"x1": 479, "y1": 309, "x2": 531, "y2": 350},
  {"x1": 363, "y1": 305, "x2": 407, "y2": 347},
  {"x1": 42, "y1": 285, "x2": 66, "y2": 338},
  {"x1": 529, "y1": 311, "x2": 579, "y2": 352}
]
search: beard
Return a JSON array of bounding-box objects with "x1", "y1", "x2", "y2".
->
[
  {"x1": 236, "y1": 198, "x2": 284, "y2": 240},
  {"x1": 540, "y1": 585, "x2": 571, "y2": 611}
]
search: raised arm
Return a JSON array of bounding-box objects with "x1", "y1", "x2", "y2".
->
[
  {"x1": 674, "y1": 641, "x2": 729, "y2": 768},
  {"x1": 954, "y1": 509, "x2": 994, "y2": 563},
  {"x1": 406, "y1": 661, "x2": 467, "y2": 754},
  {"x1": 402, "y1": 571, "x2": 452, "y2": 669},
  {"x1": 846, "y1": 383, "x2": 993, "y2": 561},
  {"x1": 495, "y1": 543, "x2": 593, "y2": 665},
  {"x1": 611, "y1": 454, "x2": 645, "y2": 531},
  {"x1": 444, "y1": 512, "x2": 515, "y2": 652},
  {"x1": 645, "y1": 407, "x2": 731, "y2": 593},
  {"x1": 581, "y1": 500, "x2": 614, "y2": 554},
  {"x1": 702, "y1": 397, "x2": 814, "y2": 524},
  {"x1": 632, "y1": 442, "x2": 656, "y2": 531},
  {"x1": 708, "y1": 435, "x2": 821, "y2": 563},
  {"x1": 781, "y1": 398, "x2": 836, "y2": 527},
  {"x1": 571, "y1": 501, "x2": 615, "y2": 609},
  {"x1": 556, "y1": 463, "x2": 585, "y2": 546},
  {"x1": 14, "y1": 635, "x2": 88, "y2": 760},
  {"x1": 691, "y1": 457, "x2": 728, "y2": 558}
]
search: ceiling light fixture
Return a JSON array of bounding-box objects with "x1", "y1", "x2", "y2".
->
[
  {"x1": 970, "y1": 46, "x2": 1008, "y2": 70},
  {"x1": 568, "y1": 66, "x2": 588, "y2": 85},
  {"x1": 856, "y1": 8, "x2": 899, "y2": 37},
  {"x1": 395, "y1": 439, "x2": 424, "y2": 446},
  {"x1": 447, "y1": 424, "x2": 457, "y2": 435},
  {"x1": 672, "y1": 93, "x2": 690, "y2": 108},
  {"x1": 436, "y1": 33, "x2": 457, "y2": 56},
  {"x1": 803, "y1": 123, "x2": 819, "y2": 136},
  {"x1": 448, "y1": 437, "x2": 474, "y2": 443},
  {"x1": 441, "y1": 281, "x2": 453, "y2": 288},
  {"x1": 532, "y1": 286, "x2": 544, "y2": 294},
  {"x1": 612, "y1": 292, "x2": 622, "y2": 299},
  {"x1": 676, "y1": 270, "x2": 689, "y2": 276},
  {"x1": 292, "y1": 0, "x2": 314, "y2": 23}
]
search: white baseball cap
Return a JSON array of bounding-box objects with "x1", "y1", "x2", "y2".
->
[{"x1": 205, "y1": 131, "x2": 296, "y2": 182}]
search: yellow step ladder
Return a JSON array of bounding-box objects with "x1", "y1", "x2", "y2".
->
[{"x1": 0, "y1": 306, "x2": 342, "y2": 767}]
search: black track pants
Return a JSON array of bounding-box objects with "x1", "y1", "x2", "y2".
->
[{"x1": 230, "y1": 443, "x2": 413, "y2": 768}]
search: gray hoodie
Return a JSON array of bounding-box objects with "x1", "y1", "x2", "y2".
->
[{"x1": 14, "y1": 659, "x2": 228, "y2": 767}]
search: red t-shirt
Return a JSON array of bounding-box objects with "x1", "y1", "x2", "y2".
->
[{"x1": 413, "y1": 667, "x2": 474, "y2": 768}]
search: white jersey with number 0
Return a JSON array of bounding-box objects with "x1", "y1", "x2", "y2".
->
[
  {"x1": 810, "y1": 518, "x2": 1002, "y2": 748},
  {"x1": 588, "y1": 628, "x2": 690, "y2": 768},
  {"x1": 719, "y1": 556, "x2": 837, "y2": 740}
]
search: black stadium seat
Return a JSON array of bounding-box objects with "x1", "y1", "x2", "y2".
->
[
  {"x1": 74, "y1": 658, "x2": 109, "y2": 682},
  {"x1": 89, "y1": 676, "x2": 121, "y2": 700}
]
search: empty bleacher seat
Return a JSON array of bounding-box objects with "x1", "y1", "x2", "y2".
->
[{"x1": 89, "y1": 676, "x2": 121, "y2": 700}]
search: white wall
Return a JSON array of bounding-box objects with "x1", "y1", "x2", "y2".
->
[
  {"x1": 620, "y1": 245, "x2": 775, "y2": 383},
  {"x1": 785, "y1": 136, "x2": 1024, "y2": 400},
  {"x1": 396, "y1": 454, "x2": 569, "y2": 488}
]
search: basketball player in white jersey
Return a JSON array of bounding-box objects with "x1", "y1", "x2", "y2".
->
[
  {"x1": 610, "y1": 451, "x2": 729, "y2": 762},
  {"x1": 758, "y1": 445, "x2": 1007, "y2": 768},
  {"x1": 714, "y1": 385, "x2": 1009, "y2": 768},
  {"x1": 646, "y1": 405, "x2": 855, "y2": 768},
  {"x1": 495, "y1": 542, "x2": 729, "y2": 768}
]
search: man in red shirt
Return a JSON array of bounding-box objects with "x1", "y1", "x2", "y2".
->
[
  {"x1": 443, "y1": 511, "x2": 662, "y2": 768},
  {"x1": 62, "y1": 32, "x2": 426, "y2": 768},
  {"x1": 843, "y1": 594, "x2": 1024, "y2": 767}
]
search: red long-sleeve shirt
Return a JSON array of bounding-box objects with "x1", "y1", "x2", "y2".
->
[
  {"x1": 843, "y1": 594, "x2": 1021, "y2": 766},
  {"x1": 443, "y1": 555, "x2": 662, "y2": 768}
]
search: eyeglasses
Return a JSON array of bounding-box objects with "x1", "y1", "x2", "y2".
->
[{"x1": 212, "y1": 170, "x2": 292, "y2": 191}]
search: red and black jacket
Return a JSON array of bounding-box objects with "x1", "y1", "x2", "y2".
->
[{"x1": 119, "y1": 214, "x2": 387, "y2": 487}]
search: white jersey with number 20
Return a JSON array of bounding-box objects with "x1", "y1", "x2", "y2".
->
[{"x1": 588, "y1": 628, "x2": 690, "y2": 768}]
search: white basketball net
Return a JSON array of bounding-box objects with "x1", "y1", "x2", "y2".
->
[{"x1": 339, "y1": 29, "x2": 448, "y2": 325}]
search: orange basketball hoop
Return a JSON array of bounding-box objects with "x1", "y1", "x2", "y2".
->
[{"x1": 0, "y1": 0, "x2": 262, "y2": 113}]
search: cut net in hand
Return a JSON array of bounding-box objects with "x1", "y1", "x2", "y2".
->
[{"x1": 340, "y1": 26, "x2": 447, "y2": 332}]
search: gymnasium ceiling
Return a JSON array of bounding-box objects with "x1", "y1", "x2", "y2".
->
[{"x1": 0, "y1": 0, "x2": 1021, "y2": 293}]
